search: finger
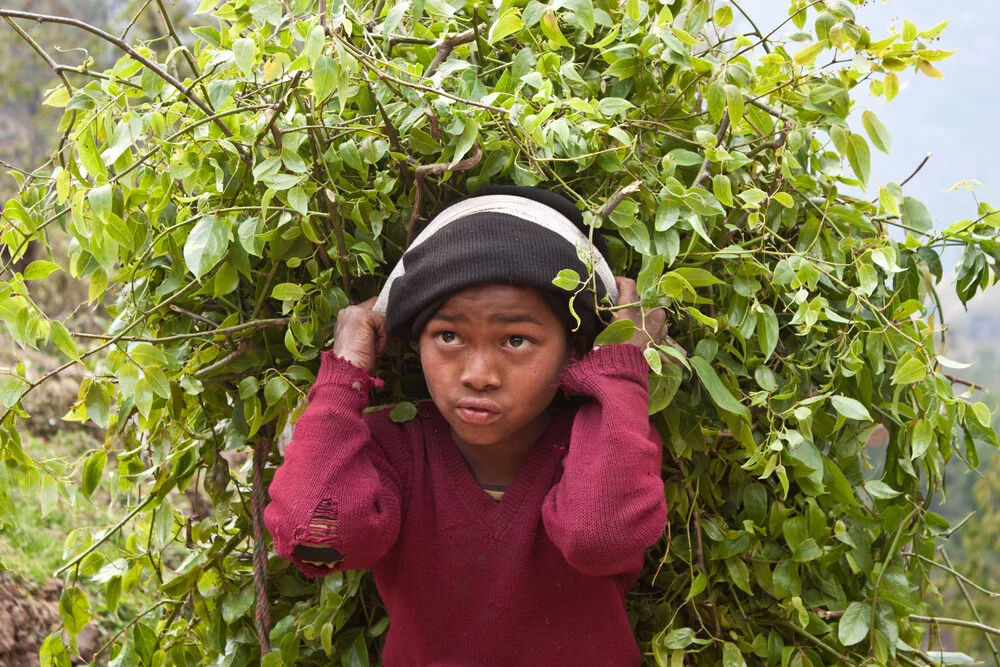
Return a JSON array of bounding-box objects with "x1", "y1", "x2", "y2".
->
[
  {"x1": 358, "y1": 296, "x2": 378, "y2": 310},
  {"x1": 371, "y1": 312, "x2": 390, "y2": 355},
  {"x1": 616, "y1": 278, "x2": 638, "y2": 306}
]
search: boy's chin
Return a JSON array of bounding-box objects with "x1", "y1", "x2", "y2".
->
[{"x1": 447, "y1": 419, "x2": 507, "y2": 447}]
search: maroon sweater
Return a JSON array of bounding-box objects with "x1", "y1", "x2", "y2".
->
[{"x1": 264, "y1": 343, "x2": 667, "y2": 666}]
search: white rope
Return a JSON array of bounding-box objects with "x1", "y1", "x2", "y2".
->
[{"x1": 373, "y1": 194, "x2": 619, "y2": 313}]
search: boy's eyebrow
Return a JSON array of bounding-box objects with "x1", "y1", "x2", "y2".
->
[{"x1": 429, "y1": 312, "x2": 546, "y2": 325}]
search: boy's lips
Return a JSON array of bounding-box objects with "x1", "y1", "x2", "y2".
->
[{"x1": 455, "y1": 398, "x2": 502, "y2": 425}]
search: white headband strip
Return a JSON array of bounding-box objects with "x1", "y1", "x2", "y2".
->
[{"x1": 372, "y1": 194, "x2": 620, "y2": 313}]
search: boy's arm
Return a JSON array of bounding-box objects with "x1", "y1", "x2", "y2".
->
[
  {"x1": 264, "y1": 350, "x2": 405, "y2": 578},
  {"x1": 541, "y1": 343, "x2": 667, "y2": 577}
]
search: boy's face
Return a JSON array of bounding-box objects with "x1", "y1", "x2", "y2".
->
[{"x1": 418, "y1": 282, "x2": 578, "y2": 448}]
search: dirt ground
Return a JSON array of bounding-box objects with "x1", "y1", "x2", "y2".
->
[{"x1": 0, "y1": 574, "x2": 98, "y2": 666}]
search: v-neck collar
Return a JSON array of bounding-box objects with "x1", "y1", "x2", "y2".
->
[{"x1": 425, "y1": 404, "x2": 571, "y2": 532}]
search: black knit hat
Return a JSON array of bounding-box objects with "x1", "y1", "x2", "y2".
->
[{"x1": 372, "y1": 185, "x2": 620, "y2": 341}]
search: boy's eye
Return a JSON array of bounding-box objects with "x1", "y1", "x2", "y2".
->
[
  {"x1": 506, "y1": 335, "x2": 531, "y2": 349},
  {"x1": 436, "y1": 331, "x2": 459, "y2": 344}
]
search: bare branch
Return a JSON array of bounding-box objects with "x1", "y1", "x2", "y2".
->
[
  {"x1": 2, "y1": 16, "x2": 73, "y2": 92},
  {"x1": 945, "y1": 373, "x2": 987, "y2": 391},
  {"x1": 407, "y1": 143, "x2": 485, "y2": 246},
  {"x1": 426, "y1": 23, "x2": 487, "y2": 77},
  {"x1": 599, "y1": 180, "x2": 642, "y2": 221},
  {"x1": 0, "y1": 9, "x2": 242, "y2": 154}
]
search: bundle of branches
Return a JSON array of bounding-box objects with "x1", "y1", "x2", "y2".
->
[{"x1": 1, "y1": 0, "x2": 999, "y2": 665}]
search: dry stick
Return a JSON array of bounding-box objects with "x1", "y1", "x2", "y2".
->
[
  {"x1": 425, "y1": 23, "x2": 487, "y2": 76},
  {"x1": 599, "y1": 179, "x2": 642, "y2": 221},
  {"x1": 939, "y1": 547, "x2": 1000, "y2": 667},
  {"x1": 692, "y1": 111, "x2": 730, "y2": 188},
  {"x1": 72, "y1": 318, "x2": 287, "y2": 344},
  {"x1": 0, "y1": 10, "x2": 241, "y2": 153},
  {"x1": 748, "y1": 97, "x2": 792, "y2": 124},
  {"x1": 251, "y1": 436, "x2": 273, "y2": 656},
  {"x1": 323, "y1": 190, "x2": 355, "y2": 296},
  {"x1": 407, "y1": 142, "x2": 484, "y2": 246}
]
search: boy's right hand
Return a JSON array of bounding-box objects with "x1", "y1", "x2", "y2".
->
[{"x1": 331, "y1": 296, "x2": 389, "y2": 373}]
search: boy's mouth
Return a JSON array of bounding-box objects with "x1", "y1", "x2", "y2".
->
[{"x1": 455, "y1": 398, "x2": 501, "y2": 425}]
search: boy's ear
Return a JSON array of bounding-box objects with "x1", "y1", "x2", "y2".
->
[{"x1": 567, "y1": 333, "x2": 591, "y2": 361}]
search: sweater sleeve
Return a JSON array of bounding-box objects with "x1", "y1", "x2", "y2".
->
[
  {"x1": 541, "y1": 343, "x2": 667, "y2": 577},
  {"x1": 264, "y1": 350, "x2": 405, "y2": 579}
]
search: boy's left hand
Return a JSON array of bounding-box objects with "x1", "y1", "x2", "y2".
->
[{"x1": 611, "y1": 276, "x2": 668, "y2": 348}]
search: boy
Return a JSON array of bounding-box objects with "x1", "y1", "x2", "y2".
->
[{"x1": 264, "y1": 185, "x2": 669, "y2": 665}]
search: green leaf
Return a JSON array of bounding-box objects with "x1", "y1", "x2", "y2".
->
[
  {"x1": 450, "y1": 118, "x2": 479, "y2": 168},
  {"x1": 865, "y1": 480, "x2": 901, "y2": 499},
  {"x1": 184, "y1": 214, "x2": 229, "y2": 280},
  {"x1": 233, "y1": 38, "x2": 255, "y2": 76},
  {"x1": 59, "y1": 587, "x2": 90, "y2": 637},
  {"x1": 222, "y1": 585, "x2": 255, "y2": 623},
  {"x1": 313, "y1": 55, "x2": 338, "y2": 102},
  {"x1": 272, "y1": 283, "x2": 305, "y2": 301},
  {"x1": 40, "y1": 631, "x2": 71, "y2": 667},
  {"x1": 82, "y1": 450, "x2": 107, "y2": 499},
  {"x1": 884, "y1": 72, "x2": 900, "y2": 101},
  {"x1": 901, "y1": 197, "x2": 932, "y2": 233},
  {"x1": 390, "y1": 401, "x2": 418, "y2": 423},
  {"x1": 830, "y1": 395, "x2": 872, "y2": 421},
  {"x1": 567, "y1": 0, "x2": 594, "y2": 36},
  {"x1": 488, "y1": 8, "x2": 524, "y2": 44},
  {"x1": 793, "y1": 41, "x2": 827, "y2": 66},
  {"x1": 757, "y1": 305, "x2": 778, "y2": 361},
  {"x1": 552, "y1": 269, "x2": 580, "y2": 290},
  {"x1": 50, "y1": 320, "x2": 81, "y2": 362},
  {"x1": 846, "y1": 134, "x2": 871, "y2": 186},
  {"x1": 707, "y1": 81, "x2": 726, "y2": 124},
  {"x1": 724, "y1": 84, "x2": 744, "y2": 128},
  {"x1": 892, "y1": 356, "x2": 927, "y2": 385},
  {"x1": 24, "y1": 260, "x2": 62, "y2": 281},
  {"x1": 911, "y1": 419, "x2": 933, "y2": 460},
  {"x1": 690, "y1": 356, "x2": 749, "y2": 418},
  {"x1": 838, "y1": 601, "x2": 872, "y2": 646},
  {"x1": 594, "y1": 320, "x2": 637, "y2": 346},
  {"x1": 686, "y1": 570, "x2": 708, "y2": 600},
  {"x1": 772, "y1": 192, "x2": 794, "y2": 208},
  {"x1": 861, "y1": 110, "x2": 891, "y2": 154},
  {"x1": 712, "y1": 174, "x2": 733, "y2": 207},
  {"x1": 723, "y1": 642, "x2": 747, "y2": 667},
  {"x1": 540, "y1": 11, "x2": 572, "y2": 47}
]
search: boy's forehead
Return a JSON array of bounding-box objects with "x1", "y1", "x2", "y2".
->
[{"x1": 433, "y1": 283, "x2": 555, "y2": 321}]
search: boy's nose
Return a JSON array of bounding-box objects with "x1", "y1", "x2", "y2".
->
[{"x1": 460, "y1": 350, "x2": 501, "y2": 391}]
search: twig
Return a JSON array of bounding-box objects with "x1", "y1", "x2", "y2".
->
[
  {"x1": 909, "y1": 615, "x2": 1000, "y2": 638},
  {"x1": 72, "y1": 318, "x2": 288, "y2": 344},
  {"x1": 748, "y1": 98, "x2": 792, "y2": 124},
  {"x1": 692, "y1": 111, "x2": 729, "y2": 188},
  {"x1": 155, "y1": 0, "x2": 200, "y2": 79},
  {"x1": 0, "y1": 9, "x2": 243, "y2": 155},
  {"x1": 777, "y1": 620, "x2": 851, "y2": 664},
  {"x1": 120, "y1": 0, "x2": 154, "y2": 39},
  {"x1": 54, "y1": 495, "x2": 157, "y2": 575},
  {"x1": 730, "y1": 0, "x2": 770, "y2": 53},
  {"x1": 599, "y1": 180, "x2": 642, "y2": 221},
  {"x1": 940, "y1": 547, "x2": 1000, "y2": 666},
  {"x1": 426, "y1": 23, "x2": 486, "y2": 76},
  {"x1": 945, "y1": 374, "x2": 987, "y2": 391},
  {"x1": 407, "y1": 142, "x2": 484, "y2": 245},
  {"x1": 902, "y1": 152, "x2": 932, "y2": 187},
  {"x1": 900, "y1": 550, "x2": 998, "y2": 598},
  {"x1": 323, "y1": 190, "x2": 355, "y2": 296},
  {"x1": 2, "y1": 16, "x2": 73, "y2": 92},
  {"x1": 692, "y1": 506, "x2": 721, "y2": 636},
  {"x1": 336, "y1": 33, "x2": 510, "y2": 115}
]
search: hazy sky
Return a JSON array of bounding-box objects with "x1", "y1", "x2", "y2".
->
[{"x1": 748, "y1": 2, "x2": 999, "y2": 251}]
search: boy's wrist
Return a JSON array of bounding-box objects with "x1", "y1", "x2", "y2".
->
[{"x1": 561, "y1": 343, "x2": 649, "y2": 394}]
